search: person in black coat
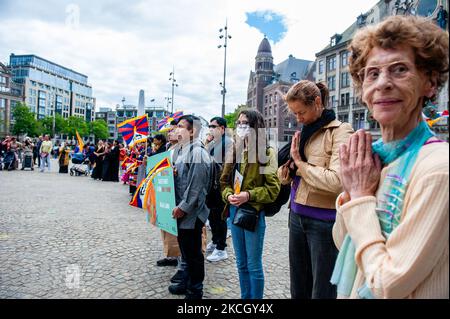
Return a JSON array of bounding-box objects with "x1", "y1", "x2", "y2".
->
[
  {"x1": 102, "y1": 140, "x2": 120, "y2": 182},
  {"x1": 91, "y1": 140, "x2": 105, "y2": 180}
]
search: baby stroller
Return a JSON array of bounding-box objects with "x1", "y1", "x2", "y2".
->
[
  {"x1": 70, "y1": 153, "x2": 90, "y2": 176},
  {"x1": 22, "y1": 153, "x2": 34, "y2": 170}
]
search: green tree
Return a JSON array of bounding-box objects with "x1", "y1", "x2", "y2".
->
[
  {"x1": 38, "y1": 115, "x2": 67, "y2": 135},
  {"x1": 11, "y1": 103, "x2": 40, "y2": 136},
  {"x1": 64, "y1": 116, "x2": 89, "y2": 137},
  {"x1": 90, "y1": 119, "x2": 109, "y2": 140},
  {"x1": 224, "y1": 104, "x2": 246, "y2": 128}
]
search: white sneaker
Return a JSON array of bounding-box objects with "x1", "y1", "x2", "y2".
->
[
  {"x1": 205, "y1": 242, "x2": 216, "y2": 254},
  {"x1": 207, "y1": 249, "x2": 228, "y2": 262}
]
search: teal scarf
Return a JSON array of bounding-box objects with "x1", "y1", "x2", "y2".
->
[{"x1": 330, "y1": 121, "x2": 435, "y2": 298}]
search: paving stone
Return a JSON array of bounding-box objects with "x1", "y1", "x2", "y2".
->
[{"x1": 0, "y1": 159, "x2": 291, "y2": 299}]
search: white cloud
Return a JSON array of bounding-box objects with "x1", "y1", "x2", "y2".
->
[{"x1": 0, "y1": 0, "x2": 379, "y2": 119}]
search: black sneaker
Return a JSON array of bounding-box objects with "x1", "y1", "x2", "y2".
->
[
  {"x1": 168, "y1": 283, "x2": 187, "y2": 295},
  {"x1": 170, "y1": 270, "x2": 186, "y2": 283},
  {"x1": 157, "y1": 258, "x2": 178, "y2": 267}
]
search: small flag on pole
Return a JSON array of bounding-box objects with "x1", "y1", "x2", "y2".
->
[
  {"x1": 117, "y1": 115, "x2": 149, "y2": 147},
  {"x1": 157, "y1": 111, "x2": 183, "y2": 132},
  {"x1": 75, "y1": 130, "x2": 84, "y2": 153}
]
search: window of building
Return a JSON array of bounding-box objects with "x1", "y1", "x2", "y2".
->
[
  {"x1": 327, "y1": 56, "x2": 336, "y2": 71},
  {"x1": 264, "y1": 107, "x2": 267, "y2": 116},
  {"x1": 341, "y1": 72, "x2": 350, "y2": 88},
  {"x1": 274, "y1": 118, "x2": 277, "y2": 127},
  {"x1": 353, "y1": 112, "x2": 366, "y2": 130},
  {"x1": 370, "y1": 119, "x2": 381, "y2": 129},
  {"x1": 338, "y1": 114, "x2": 349, "y2": 123},
  {"x1": 327, "y1": 76, "x2": 336, "y2": 90},
  {"x1": 341, "y1": 51, "x2": 349, "y2": 67},
  {"x1": 340, "y1": 93, "x2": 350, "y2": 106},
  {"x1": 318, "y1": 60, "x2": 324, "y2": 74}
]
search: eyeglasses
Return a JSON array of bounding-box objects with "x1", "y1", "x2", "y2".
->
[
  {"x1": 357, "y1": 60, "x2": 413, "y2": 84},
  {"x1": 235, "y1": 121, "x2": 249, "y2": 127},
  {"x1": 208, "y1": 124, "x2": 219, "y2": 129}
]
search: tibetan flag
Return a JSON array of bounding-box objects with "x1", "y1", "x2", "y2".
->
[
  {"x1": 130, "y1": 157, "x2": 171, "y2": 209},
  {"x1": 75, "y1": 130, "x2": 84, "y2": 152},
  {"x1": 438, "y1": 110, "x2": 449, "y2": 118},
  {"x1": 125, "y1": 161, "x2": 138, "y2": 174},
  {"x1": 157, "y1": 111, "x2": 183, "y2": 132},
  {"x1": 117, "y1": 115, "x2": 149, "y2": 147}
]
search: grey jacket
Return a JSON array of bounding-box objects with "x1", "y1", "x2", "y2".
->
[{"x1": 174, "y1": 139, "x2": 212, "y2": 229}]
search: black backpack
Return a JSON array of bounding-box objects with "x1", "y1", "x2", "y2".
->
[
  {"x1": 205, "y1": 158, "x2": 225, "y2": 211},
  {"x1": 263, "y1": 142, "x2": 291, "y2": 217},
  {"x1": 186, "y1": 142, "x2": 225, "y2": 212}
]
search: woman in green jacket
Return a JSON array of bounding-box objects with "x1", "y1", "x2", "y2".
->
[{"x1": 220, "y1": 109, "x2": 280, "y2": 299}]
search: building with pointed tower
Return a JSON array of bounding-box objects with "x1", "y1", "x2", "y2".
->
[
  {"x1": 314, "y1": 0, "x2": 449, "y2": 140},
  {"x1": 246, "y1": 37, "x2": 314, "y2": 145}
]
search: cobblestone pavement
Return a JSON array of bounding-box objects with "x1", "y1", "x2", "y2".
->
[{"x1": 0, "y1": 159, "x2": 290, "y2": 299}]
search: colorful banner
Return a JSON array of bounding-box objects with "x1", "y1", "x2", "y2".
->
[
  {"x1": 142, "y1": 151, "x2": 178, "y2": 236},
  {"x1": 157, "y1": 111, "x2": 183, "y2": 132},
  {"x1": 117, "y1": 115, "x2": 149, "y2": 147}
]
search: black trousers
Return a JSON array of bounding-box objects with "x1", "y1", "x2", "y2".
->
[
  {"x1": 177, "y1": 218, "x2": 205, "y2": 297},
  {"x1": 208, "y1": 208, "x2": 227, "y2": 250},
  {"x1": 289, "y1": 212, "x2": 338, "y2": 299}
]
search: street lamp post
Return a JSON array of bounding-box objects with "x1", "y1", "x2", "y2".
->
[
  {"x1": 218, "y1": 20, "x2": 232, "y2": 117},
  {"x1": 164, "y1": 96, "x2": 172, "y2": 112},
  {"x1": 51, "y1": 91, "x2": 56, "y2": 138},
  {"x1": 169, "y1": 67, "x2": 178, "y2": 114}
]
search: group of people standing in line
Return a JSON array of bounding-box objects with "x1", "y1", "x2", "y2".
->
[
  {"x1": 90, "y1": 140, "x2": 121, "y2": 182},
  {"x1": 150, "y1": 15, "x2": 448, "y2": 300},
  {"x1": 1, "y1": 134, "x2": 54, "y2": 172},
  {"x1": 0, "y1": 15, "x2": 447, "y2": 300}
]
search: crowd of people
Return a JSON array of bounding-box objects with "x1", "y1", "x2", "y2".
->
[
  {"x1": 0, "y1": 16, "x2": 448, "y2": 300},
  {"x1": 140, "y1": 15, "x2": 449, "y2": 300}
]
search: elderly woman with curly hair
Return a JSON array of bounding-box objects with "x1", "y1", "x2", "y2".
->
[{"x1": 330, "y1": 15, "x2": 449, "y2": 299}]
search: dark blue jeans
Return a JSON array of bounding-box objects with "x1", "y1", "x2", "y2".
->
[
  {"x1": 289, "y1": 212, "x2": 338, "y2": 299},
  {"x1": 229, "y1": 205, "x2": 266, "y2": 299}
]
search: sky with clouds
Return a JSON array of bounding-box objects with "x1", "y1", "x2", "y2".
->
[{"x1": 0, "y1": 0, "x2": 380, "y2": 119}]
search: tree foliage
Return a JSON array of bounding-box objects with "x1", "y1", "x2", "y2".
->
[
  {"x1": 90, "y1": 119, "x2": 109, "y2": 140},
  {"x1": 224, "y1": 104, "x2": 246, "y2": 129},
  {"x1": 64, "y1": 116, "x2": 89, "y2": 137},
  {"x1": 12, "y1": 103, "x2": 40, "y2": 136}
]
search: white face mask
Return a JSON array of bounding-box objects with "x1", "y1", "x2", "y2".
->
[{"x1": 236, "y1": 126, "x2": 250, "y2": 138}]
